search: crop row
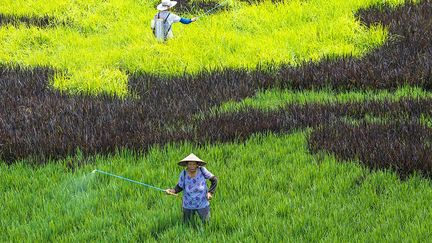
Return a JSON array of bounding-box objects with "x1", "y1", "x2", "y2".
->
[{"x1": 195, "y1": 98, "x2": 432, "y2": 143}]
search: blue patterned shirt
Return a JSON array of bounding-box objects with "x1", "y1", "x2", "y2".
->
[{"x1": 178, "y1": 167, "x2": 214, "y2": 209}]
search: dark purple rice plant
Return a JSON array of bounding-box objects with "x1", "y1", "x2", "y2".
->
[{"x1": 308, "y1": 121, "x2": 432, "y2": 179}]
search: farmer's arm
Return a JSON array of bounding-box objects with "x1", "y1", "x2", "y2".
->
[
  {"x1": 174, "y1": 183, "x2": 183, "y2": 193},
  {"x1": 165, "y1": 183, "x2": 182, "y2": 195},
  {"x1": 165, "y1": 170, "x2": 185, "y2": 195},
  {"x1": 179, "y1": 17, "x2": 197, "y2": 24},
  {"x1": 208, "y1": 176, "x2": 218, "y2": 194},
  {"x1": 201, "y1": 167, "x2": 217, "y2": 195},
  {"x1": 170, "y1": 13, "x2": 196, "y2": 24}
]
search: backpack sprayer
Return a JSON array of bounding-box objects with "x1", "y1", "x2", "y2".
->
[
  {"x1": 152, "y1": 12, "x2": 172, "y2": 42},
  {"x1": 92, "y1": 169, "x2": 172, "y2": 194}
]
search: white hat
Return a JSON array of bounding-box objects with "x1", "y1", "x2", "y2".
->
[
  {"x1": 157, "y1": 0, "x2": 177, "y2": 11},
  {"x1": 178, "y1": 153, "x2": 206, "y2": 166}
]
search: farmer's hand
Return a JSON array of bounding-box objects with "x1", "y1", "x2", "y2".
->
[
  {"x1": 191, "y1": 17, "x2": 197, "y2": 22},
  {"x1": 206, "y1": 192, "x2": 213, "y2": 200},
  {"x1": 165, "y1": 188, "x2": 177, "y2": 196}
]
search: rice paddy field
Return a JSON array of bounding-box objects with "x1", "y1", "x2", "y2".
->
[{"x1": 1, "y1": 0, "x2": 432, "y2": 241}]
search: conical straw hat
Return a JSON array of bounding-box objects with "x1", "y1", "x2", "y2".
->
[{"x1": 178, "y1": 153, "x2": 206, "y2": 166}]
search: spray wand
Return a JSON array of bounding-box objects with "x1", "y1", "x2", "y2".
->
[{"x1": 92, "y1": 169, "x2": 173, "y2": 195}]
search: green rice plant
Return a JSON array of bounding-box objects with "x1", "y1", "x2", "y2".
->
[{"x1": 217, "y1": 86, "x2": 432, "y2": 112}]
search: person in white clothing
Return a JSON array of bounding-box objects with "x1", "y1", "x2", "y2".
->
[{"x1": 151, "y1": 0, "x2": 197, "y2": 41}]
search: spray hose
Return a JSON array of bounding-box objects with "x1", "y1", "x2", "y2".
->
[{"x1": 92, "y1": 169, "x2": 166, "y2": 192}]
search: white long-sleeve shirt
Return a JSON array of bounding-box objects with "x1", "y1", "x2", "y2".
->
[{"x1": 152, "y1": 11, "x2": 193, "y2": 39}]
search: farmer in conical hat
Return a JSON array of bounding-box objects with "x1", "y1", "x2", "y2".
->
[
  {"x1": 151, "y1": 0, "x2": 197, "y2": 41},
  {"x1": 165, "y1": 153, "x2": 218, "y2": 224}
]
